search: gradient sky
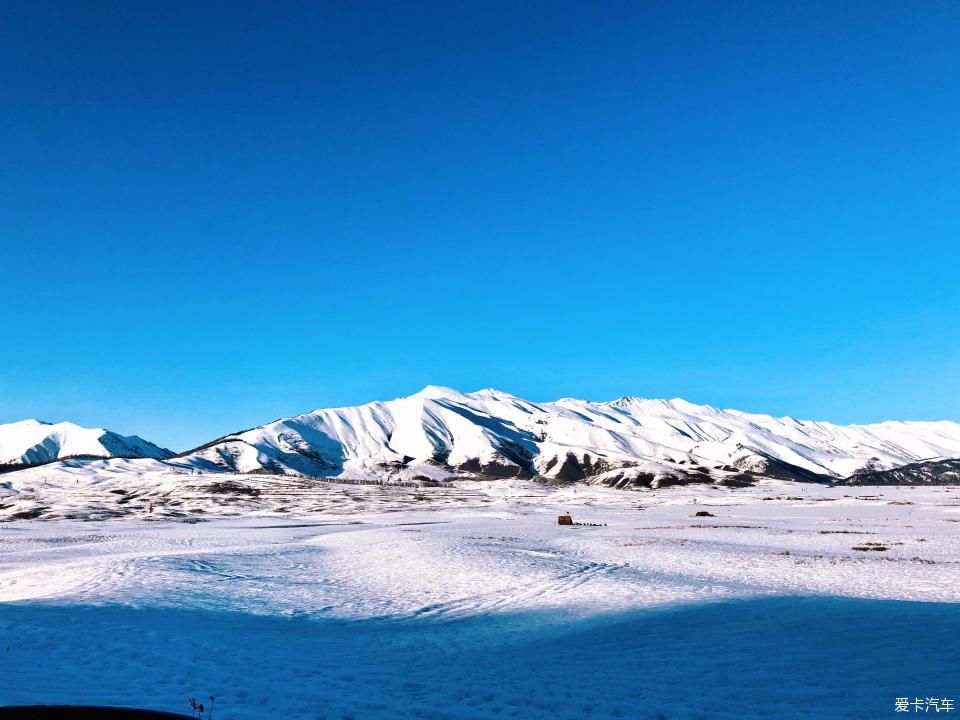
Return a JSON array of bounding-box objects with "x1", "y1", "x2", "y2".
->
[{"x1": 1, "y1": 0, "x2": 958, "y2": 451}]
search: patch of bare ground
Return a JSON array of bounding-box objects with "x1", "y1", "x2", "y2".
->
[
  {"x1": 852, "y1": 542, "x2": 891, "y2": 551},
  {"x1": 819, "y1": 530, "x2": 876, "y2": 535}
]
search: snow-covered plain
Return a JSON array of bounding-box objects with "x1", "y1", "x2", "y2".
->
[{"x1": 1, "y1": 478, "x2": 958, "y2": 718}]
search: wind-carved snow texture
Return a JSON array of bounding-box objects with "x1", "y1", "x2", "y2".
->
[
  {"x1": 0, "y1": 481, "x2": 958, "y2": 719},
  {"x1": 167, "y1": 386, "x2": 960, "y2": 486}
]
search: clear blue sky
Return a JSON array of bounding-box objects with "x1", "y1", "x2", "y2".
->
[{"x1": 1, "y1": 0, "x2": 957, "y2": 451}]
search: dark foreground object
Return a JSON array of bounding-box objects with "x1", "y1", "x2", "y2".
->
[{"x1": 0, "y1": 708, "x2": 189, "y2": 720}]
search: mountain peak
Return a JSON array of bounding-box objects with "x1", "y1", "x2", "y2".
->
[
  {"x1": 8, "y1": 389, "x2": 960, "y2": 490},
  {"x1": 0, "y1": 419, "x2": 172, "y2": 466},
  {"x1": 409, "y1": 385, "x2": 467, "y2": 400},
  {"x1": 469, "y1": 388, "x2": 518, "y2": 400},
  {"x1": 170, "y1": 388, "x2": 960, "y2": 486}
]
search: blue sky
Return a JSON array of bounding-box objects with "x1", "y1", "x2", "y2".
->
[{"x1": 1, "y1": 0, "x2": 957, "y2": 451}]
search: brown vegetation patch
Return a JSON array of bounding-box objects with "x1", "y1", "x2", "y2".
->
[{"x1": 852, "y1": 543, "x2": 889, "y2": 552}]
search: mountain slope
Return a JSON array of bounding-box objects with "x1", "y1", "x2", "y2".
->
[
  {"x1": 174, "y1": 387, "x2": 960, "y2": 487},
  {"x1": 842, "y1": 457, "x2": 960, "y2": 486},
  {"x1": 0, "y1": 419, "x2": 173, "y2": 466}
]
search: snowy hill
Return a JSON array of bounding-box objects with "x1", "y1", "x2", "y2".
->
[
  {"x1": 172, "y1": 386, "x2": 960, "y2": 487},
  {"x1": 843, "y1": 457, "x2": 960, "y2": 486},
  {"x1": 0, "y1": 419, "x2": 172, "y2": 466}
]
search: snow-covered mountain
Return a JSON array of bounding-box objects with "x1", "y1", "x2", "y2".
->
[
  {"x1": 173, "y1": 386, "x2": 960, "y2": 487},
  {"x1": 843, "y1": 458, "x2": 960, "y2": 486},
  {"x1": 0, "y1": 419, "x2": 172, "y2": 466}
]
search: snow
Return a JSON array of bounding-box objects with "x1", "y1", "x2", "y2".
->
[
  {"x1": 5, "y1": 388, "x2": 960, "y2": 485},
  {"x1": 170, "y1": 386, "x2": 960, "y2": 483},
  {"x1": 2, "y1": 598, "x2": 956, "y2": 720},
  {"x1": 0, "y1": 419, "x2": 171, "y2": 465},
  {"x1": 0, "y1": 479, "x2": 957, "y2": 718},
  {"x1": 1, "y1": 390, "x2": 958, "y2": 717}
]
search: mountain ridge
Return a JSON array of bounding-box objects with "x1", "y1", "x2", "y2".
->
[
  {"x1": 168, "y1": 386, "x2": 960, "y2": 487},
  {"x1": 0, "y1": 419, "x2": 173, "y2": 467},
  {"x1": 4, "y1": 387, "x2": 959, "y2": 488}
]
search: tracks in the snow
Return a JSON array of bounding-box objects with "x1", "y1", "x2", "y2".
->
[{"x1": 407, "y1": 560, "x2": 625, "y2": 621}]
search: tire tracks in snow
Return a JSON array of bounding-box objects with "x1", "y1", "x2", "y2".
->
[{"x1": 406, "y1": 560, "x2": 626, "y2": 621}]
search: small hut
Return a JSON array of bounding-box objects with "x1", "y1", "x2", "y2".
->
[{"x1": 557, "y1": 513, "x2": 573, "y2": 525}]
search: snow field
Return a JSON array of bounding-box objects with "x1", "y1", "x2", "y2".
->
[{"x1": 0, "y1": 479, "x2": 957, "y2": 718}]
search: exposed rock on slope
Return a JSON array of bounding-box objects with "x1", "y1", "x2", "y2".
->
[
  {"x1": 169, "y1": 386, "x2": 960, "y2": 486},
  {"x1": 842, "y1": 458, "x2": 960, "y2": 486}
]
